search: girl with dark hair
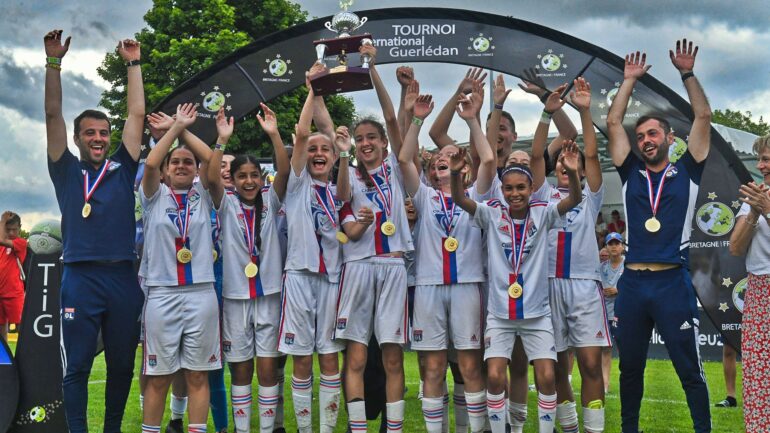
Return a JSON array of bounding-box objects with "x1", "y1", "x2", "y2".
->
[
  {"x1": 206, "y1": 103, "x2": 290, "y2": 433},
  {"x1": 334, "y1": 44, "x2": 412, "y2": 432},
  {"x1": 139, "y1": 103, "x2": 217, "y2": 433}
]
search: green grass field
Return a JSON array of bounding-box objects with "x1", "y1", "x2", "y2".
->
[{"x1": 7, "y1": 340, "x2": 744, "y2": 432}]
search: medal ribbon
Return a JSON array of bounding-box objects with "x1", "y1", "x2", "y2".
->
[
  {"x1": 313, "y1": 184, "x2": 338, "y2": 229},
  {"x1": 170, "y1": 189, "x2": 193, "y2": 245},
  {"x1": 645, "y1": 164, "x2": 672, "y2": 218},
  {"x1": 368, "y1": 160, "x2": 393, "y2": 218},
  {"x1": 240, "y1": 203, "x2": 258, "y2": 256},
  {"x1": 507, "y1": 210, "x2": 530, "y2": 280},
  {"x1": 438, "y1": 190, "x2": 458, "y2": 236},
  {"x1": 83, "y1": 161, "x2": 110, "y2": 204}
]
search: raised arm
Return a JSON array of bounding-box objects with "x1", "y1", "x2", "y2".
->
[
  {"x1": 143, "y1": 103, "x2": 197, "y2": 197},
  {"x1": 487, "y1": 74, "x2": 512, "y2": 169},
  {"x1": 532, "y1": 85, "x2": 567, "y2": 191},
  {"x1": 395, "y1": 66, "x2": 415, "y2": 139},
  {"x1": 43, "y1": 30, "x2": 71, "y2": 162},
  {"x1": 670, "y1": 38, "x2": 711, "y2": 162},
  {"x1": 398, "y1": 94, "x2": 434, "y2": 196},
  {"x1": 207, "y1": 108, "x2": 234, "y2": 208},
  {"x1": 362, "y1": 44, "x2": 403, "y2": 157},
  {"x1": 430, "y1": 68, "x2": 487, "y2": 149},
  {"x1": 117, "y1": 39, "x2": 144, "y2": 161},
  {"x1": 256, "y1": 103, "x2": 289, "y2": 201},
  {"x1": 730, "y1": 182, "x2": 769, "y2": 256},
  {"x1": 449, "y1": 148, "x2": 477, "y2": 216},
  {"x1": 334, "y1": 126, "x2": 352, "y2": 201},
  {"x1": 607, "y1": 52, "x2": 651, "y2": 166},
  {"x1": 308, "y1": 63, "x2": 336, "y2": 143},
  {"x1": 556, "y1": 141, "x2": 583, "y2": 215},
  {"x1": 570, "y1": 77, "x2": 602, "y2": 192},
  {"x1": 458, "y1": 82, "x2": 495, "y2": 194},
  {"x1": 290, "y1": 83, "x2": 316, "y2": 176}
]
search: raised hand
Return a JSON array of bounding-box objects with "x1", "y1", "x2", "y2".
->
[
  {"x1": 559, "y1": 140, "x2": 579, "y2": 174},
  {"x1": 44, "y1": 29, "x2": 71, "y2": 59},
  {"x1": 117, "y1": 39, "x2": 141, "y2": 62},
  {"x1": 449, "y1": 147, "x2": 468, "y2": 172},
  {"x1": 669, "y1": 38, "x2": 698, "y2": 73},
  {"x1": 493, "y1": 74, "x2": 512, "y2": 106},
  {"x1": 404, "y1": 80, "x2": 420, "y2": 114},
  {"x1": 544, "y1": 83, "x2": 568, "y2": 113},
  {"x1": 216, "y1": 107, "x2": 234, "y2": 140},
  {"x1": 335, "y1": 126, "x2": 352, "y2": 153},
  {"x1": 360, "y1": 44, "x2": 377, "y2": 66},
  {"x1": 147, "y1": 112, "x2": 175, "y2": 132},
  {"x1": 570, "y1": 77, "x2": 592, "y2": 112},
  {"x1": 413, "y1": 94, "x2": 434, "y2": 120},
  {"x1": 624, "y1": 51, "x2": 651, "y2": 80},
  {"x1": 518, "y1": 68, "x2": 547, "y2": 97},
  {"x1": 174, "y1": 103, "x2": 197, "y2": 128},
  {"x1": 739, "y1": 182, "x2": 770, "y2": 215},
  {"x1": 396, "y1": 66, "x2": 414, "y2": 87},
  {"x1": 458, "y1": 67, "x2": 487, "y2": 95},
  {"x1": 256, "y1": 103, "x2": 279, "y2": 136}
]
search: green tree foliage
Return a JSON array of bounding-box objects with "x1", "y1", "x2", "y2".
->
[
  {"x1": 713, "y1": 109, "x2": 770, "y2": 137},
  {"x1": 98, "y1": 0, "x2": 355, "y2": 155}
]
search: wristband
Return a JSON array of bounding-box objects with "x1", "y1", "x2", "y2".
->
[
  {"x1": 680, "y1": 72, "x2": 694, "y2": 82},
  {"x1": 539, "y1": 90, "x2": 552, "y2": 104},
  {"x1": 339, "y1": 150, "x2": 350, "y2": 158},
  {"x1": 46, "y1": 63, "x2": 61, "y2": 71},
  {"x1": 412, "y1": 117, "x2": 424, "y2": 126},
  {"x1": 214, "y1": 143, "x2": 226, "y2": 151},
  {"x1": 494, "y1": 103, "x2": 504, "y2": 110},
  {"x1": 46, "y1": 56, "x2": 62, "y2": 65},
  {"x1": 540, "y1": 111, "x2": 552, "y2": 124},
  {"x1": 126, "y1": 59, "x2": 141, "y2": 67}
]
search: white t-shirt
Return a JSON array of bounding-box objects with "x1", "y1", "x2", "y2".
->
[
  {"x1": 412, "y1": 183, "x2": 485, "y2": 285},
  {"x1": 473, "y1": 198, "x2": 561, "y2": 320},
  {"x1": 600, "y1": 257, "x2": 624, "y2": 318},
  {"x1": 284, "y1": 168, "x2": 344, "y2": 282},
  {"x1": 341, "y1": 153, "x2": 414, "y2": 262},
  {"x1": 260, "y1": 186, "x2": 286, "y2": 295},
  {"x1": 738, "y1": 203, "x2": 770, "y2": 275},
  {"x1": 139, "y1": 181, "x2": 215, "y2": 287},
  {"x1": 535, "y1": 183, "x2": 604, "y2": 280}
]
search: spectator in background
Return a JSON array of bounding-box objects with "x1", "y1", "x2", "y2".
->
[
  {"x1": 599, "y1": 232, "x2": 624, "y2": 394},
  {"x1": 607, "y1": 209, "x2": 626, "y2": 235},
  {"x1": 0, "y1": 211, "x2": 28, "y2": 342},
  {"x1": 596, "y1": 212, "x2": 608, "y2": 247}
]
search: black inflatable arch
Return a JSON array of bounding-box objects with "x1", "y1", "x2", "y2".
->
[{"x1": 150, "y1": 7, "x2": 750, "y2": 351}]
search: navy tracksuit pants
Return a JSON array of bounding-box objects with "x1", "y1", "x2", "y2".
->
[
  {"x1": 60, "y1": 261, "x2": 144, "y2": 433},
  {"x1": 614, "y1": 266, "x2": 711, "y2": 433}
]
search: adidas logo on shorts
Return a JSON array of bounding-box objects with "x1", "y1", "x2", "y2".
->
[
  {"x1": 595, "y1": 330, "x2": 604, "y2": 339},
  {"x1": 471, "y1": 334, "x2": 478, "y2": 342},
  {"x1": 208, "y1": 354, "x2": 218, "y2": 363},
  {"x1": 680, "y1": 321, "x2": 692, "y2": 330}
]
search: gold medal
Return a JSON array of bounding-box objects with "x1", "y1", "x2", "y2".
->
[
  {"x1": 444, "y1": 236, "x2": 459, "y2": 252},
  {"x1": 381, "y1": 221, "x2": 396, "y2": 236},
  {"x1": 645, "y1": 217, "x2": 661, "y2": 233},
  {"x1": 244, "y1": 262, "x2": 259, "y2": 278},
  {"x1": 82, "y1": 202, "x2": 92, "y2": 218},
  {"x1": 508, "y1": 282, "x2": 523, "y2": 299},
  {"x1": 177, "y1": 248, "x2": 193, "y2": 264},
  {"x1": 336, "y1": 231, "x2": 349, "y2": 244},
  {"x1": 212, "y1": 249, "x2": 218, "y2": 261}
]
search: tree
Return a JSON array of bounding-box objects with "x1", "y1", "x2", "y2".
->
[
  {"x1": 713, "y1": 109, "x2": 770, "y2": 137},
  {"x1": 98, "y1": 0, "x2": 355, "y2": 155}
]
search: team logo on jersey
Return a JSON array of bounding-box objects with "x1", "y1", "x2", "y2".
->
[
  {"x1": 284, "y1": 333, "x2": 295, "y2": 345},
  {"x1": 148, "y1": 355, "x2": 157, "y2": 367},
  {"x1": 733, "y1": 277, "x2": 747, "y2": 313},
  {"x1": 695, "y1": 201, "x2": 735, "y2": 237},
  {"x1": 336, "y1": 318, "x2": 347, "y2": 330},
  {"x1": 223, "y1": 340, "x2": 232, "y2": 353},
  {"x1": 63, "y1": 307, "x2": 75, "y2": 321},
  {"x1": 413, "y1": 330, "x2": 423, "y2": 342}
]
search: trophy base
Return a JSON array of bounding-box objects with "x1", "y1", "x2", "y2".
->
[
  {"x1": 310, "y1": 66, "x2": 372, "y2": 96},
  {"x1": 314, "y1": 34, "x2": 372, "y2": 56}
]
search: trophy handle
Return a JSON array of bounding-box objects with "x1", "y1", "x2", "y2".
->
[
  {"x1": 324, "y1": 21, "x2": 337, "y2": 33},
  {"x1": 355, "y1": 16, "x2": 368, "y2": 31}
]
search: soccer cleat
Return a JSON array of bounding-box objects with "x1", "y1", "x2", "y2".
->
[
  {"x1": 714, "y1": 396, "x2": 737, "y2": 408},
  {"x1": 165, "y1": 419, "x2": 183, "y2": 433}
]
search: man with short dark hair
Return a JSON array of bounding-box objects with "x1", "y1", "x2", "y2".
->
[
  {"x1": 606, "y1": 39, "x2": 712, "y2": 433},
  {"x1": 0, "y1": 211, "x2": 27, "y2": 342},
  {"x1": 44, "y1": 29, "x2": 145, "y2": 433}
]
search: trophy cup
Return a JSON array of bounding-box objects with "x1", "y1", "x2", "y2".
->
[{"x1": 309, "y1": 1, "x2": 374, "y2": 95}]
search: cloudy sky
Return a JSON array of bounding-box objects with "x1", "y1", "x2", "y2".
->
[{"x1": 2, "y1": 0, "x2": 769, "y2": 228}]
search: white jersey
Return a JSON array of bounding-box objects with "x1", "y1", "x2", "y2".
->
[
  {"x1": 340, "y1": 153, "x2": 413, "y2": 261},
  {"x1": 284, "y1": 168, "x2": 344, "y2": 283},
  {"x1": 412, "y1": 183, "x2": 485, "y2": 285},
  {"x1": 536, "y1": 183, "x2": 604, "y2": 280},
  {"x1": 139, "y1": 182, "x2": 215, "y2": 287},
  {"x1": 472, "y1": 198, "x2": 561, "y2": 320},
  {"x1": 260, "y1": 186, "x2": 286, "y2": 295}
]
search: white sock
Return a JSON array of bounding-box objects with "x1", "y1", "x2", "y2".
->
[
  {"x1": 453, "y1": 383, "x2": 468, "y2": 433},
  {"x1": 537, "y1": 392, "x2": 557, "y2": 433},
  {"x1": 386, "y1": 400, "x2": 405, "y2": 432},
  {"x1": 486, "y1": 391, "x2": 506, "y2": 433},
  {"x1": 187, "y1": 423, "x2": 206, "y2": 433},
  {"x1": 258, "y1": 384, "x2": 279, "y2": 432},
  {"x1": 464, "y1": 389, "x2": 486, "y2": 433},
  {"x1": 231, "y1": 384, "x2": 252, "y2": 433},
  {"x1": 291, "y1": 376, "x2": 313, "y2": 432},
  {"x1": 347, "y1": 400, "x2": 367, "y2": 432},
  {"x1": 422, "y1": 397, "x2": 444, "y2": 433},
  {"x1": 583, "y1": 406, "x2": 605, "y2": 433},
  {"x1": 141, "y1": 424, "x2": 160, "y2": 433},
  {"x1": 508, "y1": 401, "x2": 527, "y2": 433},
  {"x1": 275, "y1": 369, "x2": 285, "y2": 429},
  {"x1": 170, "y1": 394, "x2": 187, "y2": 421},
  {"x1": 319, "y1": 373, "x2": 341, "y2": 433},
  {"x1": 557, "y1": 400, "x2": 579, "y2": 433},
  {"x1": 442, "y1": 381, "x2": 450, "y2": 433}
]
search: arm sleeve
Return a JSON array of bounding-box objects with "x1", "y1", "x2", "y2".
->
[
  {"x1": 615, "y1": 151, "x2": 638, "y2": 185},
  {"x1": 472, "y1": 202, "x2": 493, "y2": 229},
  {"x1": 679, "y1": 149, "x2": 706, "y2": 185},
  {"x1": 12, "y1": 238, "x2": 28, "y2": 264}
]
